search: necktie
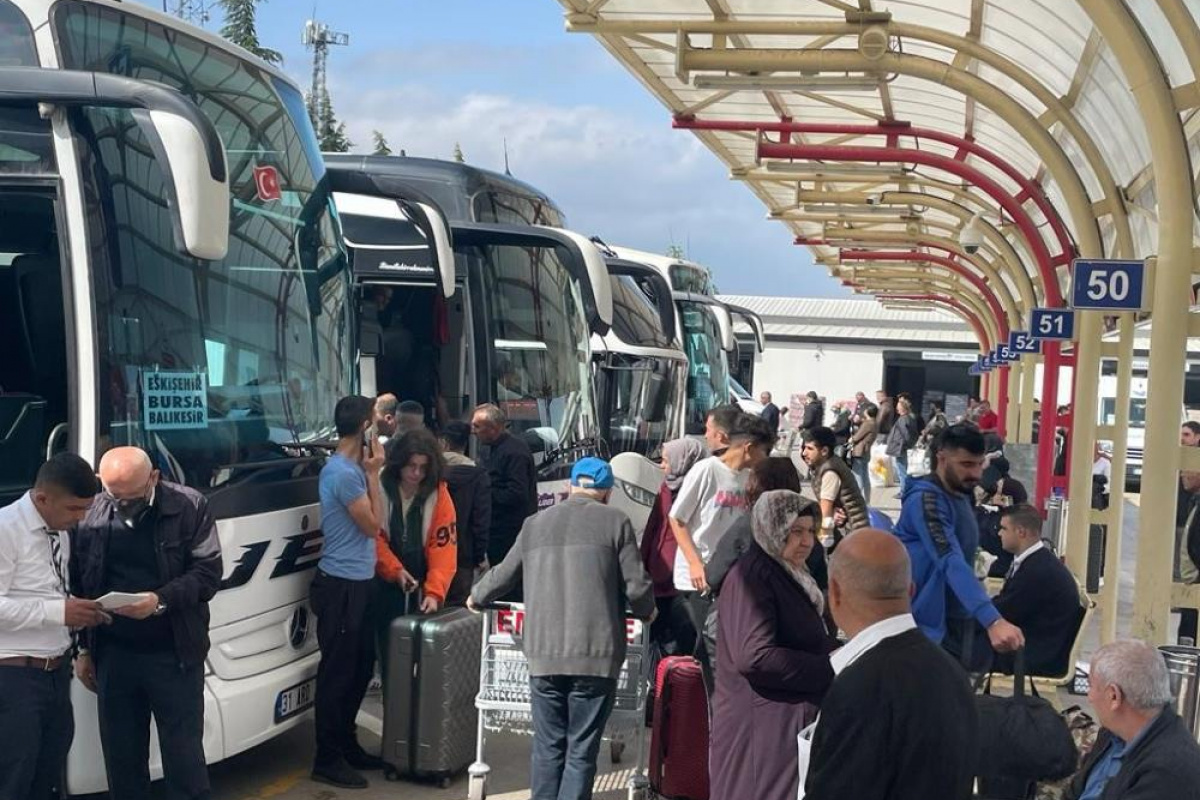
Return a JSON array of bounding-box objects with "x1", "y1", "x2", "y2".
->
[
  {"x1": 46, "y1": 531, "x2": 67, "y2": 594},
  {"x1": 1005, "y1": 561, "x2": 1017, "y2": 581}
]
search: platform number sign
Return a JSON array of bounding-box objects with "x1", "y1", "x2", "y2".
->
[
  {"x1": 1070, "y1": 259, "x2": 1147, "y2": 311},
  {"x1": 968, "y1": 358, "x2": 984, "y2": 376},
  {"x1": 1030, "y1": 308, "x2": 1075, "y2": 341},
  {"x1": 994, "y1": 344, "x2": 1019, "y2": 363},
  {"x1": 1008, "y1": 330, "x2": 1041, "y2": 355}
]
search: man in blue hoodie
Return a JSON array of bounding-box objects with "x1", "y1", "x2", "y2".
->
[{"x1": 893, "y1": 423, "x2": 1025, "y2": 662}]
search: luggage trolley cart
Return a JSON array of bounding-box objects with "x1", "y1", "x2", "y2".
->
[{"x1": 467, "y1": 602, "x2": 651, "y2": 800}]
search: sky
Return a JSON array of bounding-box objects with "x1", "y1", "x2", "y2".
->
[{"x1": 146, "y1": 0, "x2": 847, "y2": 298}]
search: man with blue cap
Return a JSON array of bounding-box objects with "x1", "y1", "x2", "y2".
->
[{"x1": 470, "y1": 457, "x2": 655, "y2": 800}]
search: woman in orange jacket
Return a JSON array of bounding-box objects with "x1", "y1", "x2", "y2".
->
[{"x1": 375, "y1": 429, "x2": 458, "y2": 626}]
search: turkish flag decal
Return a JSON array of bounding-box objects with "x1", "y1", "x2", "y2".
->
[{"x1": 253, "y1": 164, "x2": 282, "y2": 202}]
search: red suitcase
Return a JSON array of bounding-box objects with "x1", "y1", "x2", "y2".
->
[{"x1": 648, "y1": 656, "x2": 710, "y2": 800}]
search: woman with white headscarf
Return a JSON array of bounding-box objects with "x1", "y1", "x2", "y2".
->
[{"x1": 710, "y1": 490, "x2": 838, "y2": 800}]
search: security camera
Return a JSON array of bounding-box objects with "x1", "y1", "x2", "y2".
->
[
  {"x1": 865, "y1": 193, "x2": 883, "y2": 206},
  {"x1": 959, "y1": 213, "x2": 985, "y2": 255}
]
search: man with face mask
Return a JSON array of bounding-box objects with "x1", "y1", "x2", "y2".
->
[
  {"x1": 892, "y1": 424, "x2": 1024, "y2": 661},
  {"x1": 71, "y1": 446, "x2": 223, "y2": 800}
]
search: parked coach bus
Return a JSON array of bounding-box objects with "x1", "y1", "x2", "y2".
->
[
  {"x1": 324, "y1": 155, "x2": 612, "y2": 504},
  {"x1": 0, "y1": 0, "x2": 357, "y2": 791}
]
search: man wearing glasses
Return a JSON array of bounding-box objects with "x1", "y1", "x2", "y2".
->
[
  {"x1": 1, "y1": 452, "x2": 108, "y2": 800},
  {"x1": 72, "y1": 447, "x2": 223, "y2": 800}
]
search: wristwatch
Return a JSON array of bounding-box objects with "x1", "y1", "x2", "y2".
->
[{"x1": 152, "y1": 601, "x2": 168, "y2": 617}]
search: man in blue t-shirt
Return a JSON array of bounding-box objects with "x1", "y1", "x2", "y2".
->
[{"x1": 311, "y1": 395, "x2": 386, "y2": 789}]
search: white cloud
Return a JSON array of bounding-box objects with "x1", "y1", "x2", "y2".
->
[{"x1": 328, "y1": 78, "x2": 839, "y2": 296}]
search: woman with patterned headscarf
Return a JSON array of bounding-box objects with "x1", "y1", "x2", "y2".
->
[
  {"x1": 710, "y1": 490, "x2": 839, "y2": 800},
  {"x1": 640, "y1": 438, "x2": 707, "y2": 652}
]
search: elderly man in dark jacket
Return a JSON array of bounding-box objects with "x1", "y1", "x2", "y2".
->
[
  {"x1": 439, "y1": 421, "x2": 492, "y2": 606},
  {"x1": 472, "y1": 404, "x2": 537, "y2": 567},
  {"x1": 800, "y1": 391, "x2": 824, "y2": 435},
  {"x1": 805, "y1": 529, "x2": 978, "y2": 800},
  {"x1": 71, "y1": 446, "x2": 223, "y2": 800},
  {"x1": 1066, "y1": 639, "x2": 1200, "y2": 800}
]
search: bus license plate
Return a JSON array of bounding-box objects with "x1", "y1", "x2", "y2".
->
[{"x1": 275, "y1": 678, "x2": 316, "y2": 723}]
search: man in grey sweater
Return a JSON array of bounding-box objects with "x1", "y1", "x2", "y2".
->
[{"x1": 469, "y1": 457, "x2": 654, "y2": 800}]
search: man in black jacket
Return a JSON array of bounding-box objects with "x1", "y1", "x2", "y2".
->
[
  {"x1": 965, "y1": 504, "x2": 1082, "y2": 674},
  {"x1": 1067, "y1": 639, "x2": 1200, "y2": 800},
  {"x1": 72, "y1": 447, "x2": 223, "y2": 800},
  {"x1": 805, "y1": 528, "x2": 977, "y2": 800},
  {"x1": 472, "y1": 404, "x2": 537, "y2": 567},
  {"x1": 439, "y1": 420, "x2": 492, "y2": 606},
  {"x1": 758, "y1": 391, "x2": 780, "y2": 432}
]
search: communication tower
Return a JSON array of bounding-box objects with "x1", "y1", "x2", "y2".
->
[{"x1": 302, "y1": 19, "x2": 349, "y2": 126}]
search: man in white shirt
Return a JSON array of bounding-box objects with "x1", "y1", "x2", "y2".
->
[
  {"x1": 0, "y1": 453, "x2": 109, "y2": 800},
  {"x1": 805, "y1": 529, "x2": 978, "y2": 800},
  {"x1": 668, "y1": 413, "x2": 773, "y2": 663}
]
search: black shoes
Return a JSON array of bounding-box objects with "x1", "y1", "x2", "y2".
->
[
  {"x1": 345, "y1": 749, "x2": 385, "y2": 770},
  {"x1": 311, "y1": 759, "x2": 369, "y2": 789}
]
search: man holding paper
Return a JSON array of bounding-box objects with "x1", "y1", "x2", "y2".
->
[
  {"x1": 72, "y1": 447, "x2": 223, "y2": 800},
  {"x1": 0, "y1": 453, "x2": 108, "y2": 800}
]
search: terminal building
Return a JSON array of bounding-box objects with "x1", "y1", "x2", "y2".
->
[{"x1": 722, "y1": 294, "x2": 980, "y2": 418}]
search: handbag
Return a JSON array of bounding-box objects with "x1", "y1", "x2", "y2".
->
[{"x1": 975, "y1": 651, "x2": 1078, "y2": 782}]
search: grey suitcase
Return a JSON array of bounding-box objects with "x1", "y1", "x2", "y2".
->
[{"x1": 381, "y1": 605, "x2": 482, "y2": 785}]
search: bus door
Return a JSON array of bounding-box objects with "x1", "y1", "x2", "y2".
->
[
  {"x1": 0, "y1": 184, "x2": 71, "y2": 506},
  {"x1": 337, "y1": 200, "x2": 470, "y2": 427}
]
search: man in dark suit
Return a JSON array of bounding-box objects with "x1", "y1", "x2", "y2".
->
[
  {"x1": 758, "y1": 391, "x2": 780, "y2": 432},
  {"x1": 969, "y1": 503, "x2": 1082, "y2": 674},
  {"x1": 805, "y1": 528, "x2": 978, "y2": 800}
]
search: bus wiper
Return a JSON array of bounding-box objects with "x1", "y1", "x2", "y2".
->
[{"x1": 543, "y1": 436, "x2": 599, "y2": 466}]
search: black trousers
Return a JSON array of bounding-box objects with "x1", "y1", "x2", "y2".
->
[
  {"x1": 0, "y1": 660, "x2": 74, "y2": 800},
  {"x1": 95, "y1": 643, "x2": 209, "y2": 800},
  {"x1": 310, "y1": 570, "x2": 376, "y2": 768}
]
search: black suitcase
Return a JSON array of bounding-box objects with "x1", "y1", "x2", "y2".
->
[{"x1": 381, "y1": 605, "x2": 482, "y2": 785}]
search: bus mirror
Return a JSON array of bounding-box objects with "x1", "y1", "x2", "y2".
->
[
  {"x1": 130, "y1": 109, "x2": 230, "y2": 261},
  {"x1": 0, "y1": 68, "x2": 230, "y2": 260}
]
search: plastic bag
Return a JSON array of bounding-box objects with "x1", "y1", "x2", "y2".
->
[
  {"x1": 869, "y1": 443, "x2": 895, "y2": 488},
  {"x1": 907, "y1": 446, "x2": 931, "y2": 477}
]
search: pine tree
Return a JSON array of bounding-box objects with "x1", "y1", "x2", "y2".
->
[
  {"x1": 218, "y1": 0, "x2": 282, "y2": 65},
  {"x1": 316, "y1": 88, "x2": 352, "y2": 153},
  {"x1": 372, "y1": 131, "x2": 393, "y2": 156},
  {"x1": 452, "y1": 142, "x2": 465, "y2": 163}
]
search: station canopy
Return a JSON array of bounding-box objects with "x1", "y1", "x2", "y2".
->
[{"x1": 557, "y1": 0, "x2": 1200, "y2": 314}]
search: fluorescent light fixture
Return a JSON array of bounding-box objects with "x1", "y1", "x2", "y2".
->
[
  {"x1": 693, "y1": 74, "x2": 884, "y2": 92},
  {"x1": 764, "y1": 161, "x2": 903, "y2": 176}
]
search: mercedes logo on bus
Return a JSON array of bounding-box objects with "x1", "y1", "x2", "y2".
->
[{"x1": 288, "y1": 606, "x2": 311, "y2": 650}]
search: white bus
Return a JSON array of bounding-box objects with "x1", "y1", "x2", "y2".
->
[
  {"x1": 1, "y1": 0, "x2": 351, "y2": 792},
  {"x1": 325, "y1": 155, "x2": 612, "y2": 504},
  {"x1": 608, "y1": 247, "x2": 765, "y2": 433},
  {"x1": 589, "y1": 247, "x2": 688, "y2": 530}
]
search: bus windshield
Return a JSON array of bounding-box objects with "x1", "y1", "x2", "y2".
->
[
  {"x1": 678, "y1": 300, "x2": 729, "y2": 433},
  {"x1": 55, "y1": 2, "x2": 351, "y2": 495},
  {"x1": 600, "y1": 354, "x2": 684, "y2": 458},
  {"x1": 484, "y1": 244, "x2": 595, "y2": 457}
]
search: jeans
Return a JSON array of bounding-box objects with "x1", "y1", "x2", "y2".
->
[
  {"x1": 0, "y1": 660, "x2": 74, "y2": 800},
  {"x1": 95, "y1": 644, "x2": 210, "y2": 800},
  {"x1": 894, "y1": 452, "x2": 910, "y2": 494},
  {"x1": 851, "y1": 456, "x2": 872, "y2": 504},
  {"x1": 530, "y1": 675, "x2": 617, "y2": 800}
]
